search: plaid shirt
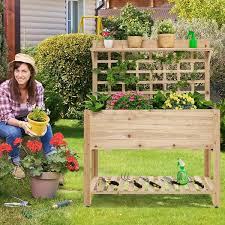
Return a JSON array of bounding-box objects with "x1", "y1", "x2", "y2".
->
[{"x1": 0, "y1": 80, "x2": 44, "y2": 123}]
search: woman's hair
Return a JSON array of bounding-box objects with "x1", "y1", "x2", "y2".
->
[{"x1": 9, "y1": 61, "x2": 36, "y2": 104}]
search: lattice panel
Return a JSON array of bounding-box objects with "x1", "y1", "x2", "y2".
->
[{"x1": 91, "y1": 40, "x2": 212, "y2": 100}]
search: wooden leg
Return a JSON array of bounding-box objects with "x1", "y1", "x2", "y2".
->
[
  {"x1": 212, "y1": 147, "x2": 220, "y2": 207},
  {"x1": 92, "y1": 149, "x2": 98, "y2": 178},
  {"x1": 212, "y1": 110, "x2": 220, "y2": 207},
  {"x1": 204, "y1": 147, "x2": 210, "y2": 177},
  {"x1": 84, "y1": 110, "x2": 92, "y2": 206}
]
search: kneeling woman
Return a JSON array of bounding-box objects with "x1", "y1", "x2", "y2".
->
[{"x1": 0, "y1": 53, "x2": 55, "y2": 179}]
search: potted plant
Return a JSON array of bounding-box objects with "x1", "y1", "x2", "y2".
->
[
  {"x1": 17, "y1": 133, "x2": 79, "y2": 198},
  {"x1": 157, "y1": 19, "x2": 176, "y2": 48},
  {"x1": 102, "y1": 28, "x2": 114, "y2": 48},
  {"x1": 27, "y1": 107, "x2": 50, "y2": 136},
  {"x1": 120, "y1": 3, "x2": 153, "y2": 48}
]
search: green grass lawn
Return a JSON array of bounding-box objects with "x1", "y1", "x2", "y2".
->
[{"x1": 0, "y1": 119, "x2": 225, "y2": 225}]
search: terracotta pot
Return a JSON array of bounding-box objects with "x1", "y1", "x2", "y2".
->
[
  {"x1": 127, "y1": 36, "x2": 143, "y2": 48},
  {"x1": 158, "y1": 34, "x2": 175, "y2": 48},
  {"x1": 104, "y1": 39, "x2": 113, "y2": 48},
  {"x1": 31, "y1": 172, "x2": 60, "y2": 199},
  {"x1": 27, "y1": 114, "x2": 50, "y2": 136}
]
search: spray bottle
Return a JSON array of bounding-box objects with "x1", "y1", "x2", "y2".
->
[
  {"x1": 188, "y1": 31, "x2": 198, "y2": 48},
  {"x1": 177, "y1": 159, "x2": 188, "y2": 185}
]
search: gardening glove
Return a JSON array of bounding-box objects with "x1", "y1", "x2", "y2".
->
[{"x1": 18, "y1": 121, "x2": 36, "y2": 137}]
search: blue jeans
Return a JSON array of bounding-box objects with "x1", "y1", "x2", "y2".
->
[{"x1": 0, "y1": 122, "x2": 54, "y2": 163}]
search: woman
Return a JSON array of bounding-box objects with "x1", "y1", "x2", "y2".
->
[{"x1": 0, "y1": 53, "x2": 55, "y2": 179}]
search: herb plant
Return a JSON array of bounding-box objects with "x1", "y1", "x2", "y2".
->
[{"x1": 28, "y1": 107, "x2": 48, "y2": 122}]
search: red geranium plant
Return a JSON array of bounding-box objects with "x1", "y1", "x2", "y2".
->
[
  {"x1": 102, "y1": 28, "x2": 113, "y2": 40},
  {"x1": 0, "y1": 143, "x2": 13, "y2": 178},
  {"x1": 19, "y1": 133, "x2": 79, "y2": 176}
]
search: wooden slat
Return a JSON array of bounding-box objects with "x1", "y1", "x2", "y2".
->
[{"x1": 91, "y1": 176, "x2": 212, "y2": 195}]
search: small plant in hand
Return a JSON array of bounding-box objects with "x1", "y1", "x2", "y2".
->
[
  {"x1": 0, "y1": 143, "x2": 13, "y2": 178},
  {"x1": 102, "y1": 28, "x2": 113, "y2": 40},
  {"x1": 28, "y1": 107, "x2": 49, "y2": 122},
  {"x1": 17, "y1": 133, "x2": 79, "y2": 176},
  {"x1": 107, "y1": 91, "x2": 153, "y2": 110}
]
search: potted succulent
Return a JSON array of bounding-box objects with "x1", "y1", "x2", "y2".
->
[
  {"x1": 17, "y1": 133, "x2": 79, "y2": 198},
  {"x1": 157, "y1": 19, "x2": 176, "y2": 48},
  {"x1": 102, "y1": 28, "x2": 114, "y2": 48},
  {"x1": 27, "y1": 107, "x2": 50, "y2": 136}
]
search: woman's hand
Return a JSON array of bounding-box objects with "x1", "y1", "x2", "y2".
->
[{"x1": 18, "y1": 121, "x2": 36, "y2": 137}]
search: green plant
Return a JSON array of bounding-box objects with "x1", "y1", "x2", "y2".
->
[
  {"x1": 188, "y1": 92, "x2": 214, "y2": 109},
  {"x1": 102, "y1": 16, "x2": 127, "y2": 40},
  {"x1": 84, "y1": 93, "x2": 111, "y2": 112},
  {"x1": 20, "y1": 133, "x2": 79, "y2": 176},
  {"x1": 107, "y1": 91, "x2": 152, "y2": 110},
  {"x1": 216, "y1": 99, "x2": 225, "y2": 150},
  {"x1": 106, "y1": 60, "x2": 137, "y2": 87},
  {"x1": 35, "y1": 33, "x2": 100, "y2": 118},
  {"x1": 28, "y1": 107, "x2": 49, "y2": 122},
  {"x1": 120, "y1": 3, "x2": 153, "y2": 37},
  {"x1": 151, "y1": 91, "x2": 167, "y2": 109},
  {"x1": 168, "y1": 0, "x2": 225, "y2": 28},
  {"x1": 157, "y1": 19, "x2": 176, "y2": 34}
]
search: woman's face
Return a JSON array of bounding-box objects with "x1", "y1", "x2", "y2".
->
[{"x1": 14, "y1": 63, "x2": 31, "y2": 86}]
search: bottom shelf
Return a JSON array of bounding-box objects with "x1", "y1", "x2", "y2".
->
[{"x1": 91, "y1": 176, "x2": 214, "y2": 195}]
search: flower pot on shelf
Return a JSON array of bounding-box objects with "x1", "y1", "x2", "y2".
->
[
  {"x1": 31, "y1": 172, "x2": 60, "y2": 199},
  {"x1": 127, "y1": 36, "x2": 143, "y2": 48},
  {"x1": 27, "y1": 113, "x2": 50, "y2": 136},
  {"x1": 158, "y1": 34, "x2": 175, "y2": 48},
  {"x1": 104, "y1": 39, "x2": 113, "y2": 48}
]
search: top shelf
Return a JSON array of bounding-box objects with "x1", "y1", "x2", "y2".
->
[
  {"x1": 91, "y1": 47, "x2": 213, "y2": 52},
  {"x1": 91, "y1": 40, "x2": 213, "y2": 53}
]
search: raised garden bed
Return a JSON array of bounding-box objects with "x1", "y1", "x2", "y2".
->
[{"x1": 84, "y1": 109, "x2": 220, "y2": 207}]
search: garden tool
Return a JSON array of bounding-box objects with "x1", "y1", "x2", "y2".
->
[
  {"x1": 22, "y1": 200, "x2": 73, "y2": 219},
  {"x1": 121, "y1": 173, "x2": 142, "y2": 189},
  {"x1": 161, "y1": 176, "x2": 180, "y2": 185},
  {"x1": 4, "y1": 196, "x2": 29, "y2": 207},
  {"x1": 140, "y1": 176, "x2": 161, "y2": 189},
  {"x1": 100, "y1": 177, "x2": 119, "y2": 186},
  {"x1": 177, "y1": 159, "x2": 189, "y2": 185},
  {"x1": 188, "y1": 177, "x2": 205, "y2": 189}
]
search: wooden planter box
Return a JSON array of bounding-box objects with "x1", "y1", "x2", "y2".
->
[{"x1": 84, "y1": 109, "x2": 220, "y2": 207}]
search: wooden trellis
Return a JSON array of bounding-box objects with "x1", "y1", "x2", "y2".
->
[{"x1": 91, "y1": 40, "x2": 212, "y2": 100}]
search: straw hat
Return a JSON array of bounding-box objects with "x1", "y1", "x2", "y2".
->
[{"x1": 9, "y1": 53, "x2": 38, "y2": 74}]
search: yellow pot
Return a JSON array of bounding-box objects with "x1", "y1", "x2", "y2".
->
[{"x1": 27, "y1": 114, "x2": 50, "y2": 136}]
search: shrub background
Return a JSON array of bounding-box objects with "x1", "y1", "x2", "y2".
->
[{"x1": 35, "y1": 33, "x2": 100, "y2": 119}]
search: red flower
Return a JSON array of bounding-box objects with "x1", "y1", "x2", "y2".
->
[
  {"x1": 26, "y1": 140, "x2": 42, "y2": 153},
  {"x1": 50, "y1": 132, "x2": 67, "y2": 147},
  {"x1": 13, "y1": 137, "x2": 22, "y2": 146},
  {"x1": 66, "y1": 155, "x2": 79, "y2": 171},
  {"x1": 0, "y1": 143, "x2": 12, "y2": 153}
]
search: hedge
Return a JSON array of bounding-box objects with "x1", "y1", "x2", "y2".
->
[{"x1": 35, "y1": 33, "x2": 100, "y2": 118}]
